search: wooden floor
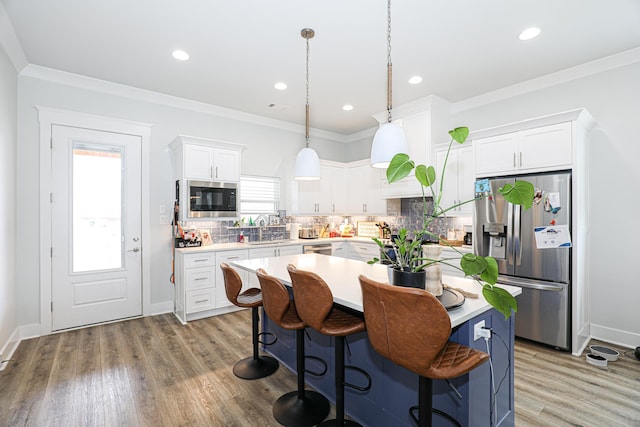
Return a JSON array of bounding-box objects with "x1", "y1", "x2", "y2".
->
[{"x1": 1, "y1": 311, "x2": 639, "y2": 427}]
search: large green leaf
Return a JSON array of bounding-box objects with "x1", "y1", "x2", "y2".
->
[
  {"x1": 460, "y1": 253, "x2": 488, "y2": 276},
  {"x1": 386, "y1": 153, "x2": 414, "y2": 183},
  {"x1": 479, "y1": 256, "x2": 498, "y2": 285},
  {"x1": 482, "y1": 285, "x2": 518, "y2": 319},
  {"x1": 498, "y1": 180, "x2": 535, "y2": 210},
  {"x1": 415, "y1": 165, "x2": 436, "y2": 187},
  {"x1": 448, "y1": 127, "x2": 469, "y2": 144}
]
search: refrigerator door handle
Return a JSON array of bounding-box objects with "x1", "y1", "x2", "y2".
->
[
  {"x1": 514, "y1": 204, "x2": 521, "y2": 265},
  {"x1": 497, "y1": 276, "x2": 566, "y2": 292},
  {"x1": 507, "y1": 202, "x2": 514, "y2": 265}
]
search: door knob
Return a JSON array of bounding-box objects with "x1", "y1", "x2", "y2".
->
[
  {"x1": 132, "y1": 237, "x2": 140, "y2": 242},
  {"x1": 127, "y1": 247, "x2": 140, "y2": 253}
]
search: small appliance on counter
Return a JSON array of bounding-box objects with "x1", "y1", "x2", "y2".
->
[
  {"x1": 463, "y1": 225, "x2": 473, "y2": 245},
  {"x1": 298, "y1": 228, "x2": 318, "y2": 239}
]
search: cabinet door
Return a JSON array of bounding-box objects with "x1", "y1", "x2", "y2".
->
[
  {"x1": 456, "y1": 147, "x2": 474, "y2": 215},
  {"x1": 331, "y1": 243, "x2": 349, "y2": 258},
  {"x1": 473, "y1": 133, "x2": 518, "y2": 177},
  {"x1": 213, "y1": 148, "x2": 241, "y2": 182},
  {"x1": 215, "y1": 250, "x2": 249, "y2": 308},
  {"x1": 519, "y1": 122, "x2": 572, "y2": 171},
  {"x1": 330, "y1": 166, "x2": 348, "y2": 214},
  {"x1": 184, "y1": 144, "x2": 214, "y2": 180},
  {"x1": 278, "y1": 245, "x2": 302, "y2": 256},
  {"x1": 435, "y1": 148, "x2": 458, "y2": 213},
  {"x1": 348, "y1": 164, "x2": 386, "y2": 215},
  {"x1": 296, "y1": 165, "x2": 333, "y2": 214}
]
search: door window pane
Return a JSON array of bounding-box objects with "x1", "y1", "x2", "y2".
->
[{"x1": 72, "y1": 144, "x2": 124, "y2": 272}]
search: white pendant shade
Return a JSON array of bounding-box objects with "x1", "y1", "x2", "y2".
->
[
  {"x1": 294, "y1": 146, "x2": 321, "y2": 180},
  {"x1": 370, "y1": 122, "x2": 409, "y2": 168}
]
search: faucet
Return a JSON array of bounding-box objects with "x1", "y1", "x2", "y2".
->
[{"x1": 255, "y1": 215, "x2": 269, "y2": 242}]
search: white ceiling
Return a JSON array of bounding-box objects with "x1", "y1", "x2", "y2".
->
[{"x1": 3, "y1": 0, "x2": 640, "y2": 135}]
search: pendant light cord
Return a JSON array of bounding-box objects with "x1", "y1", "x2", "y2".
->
[
  {"x1": 386, "y1": 0, "x2": 393, "y2": 123},
  {"x1": 305, "y1": 33, "x2": 311, "y2": 146}
]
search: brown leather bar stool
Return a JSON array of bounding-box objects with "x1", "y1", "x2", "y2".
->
[
  {"x1": 358, "y1": 275, "x2": 489, "y2": 427},
  {"x1": 256, "y1": 268, "x2": 330, "y2": 426},
  {"x1": 288, "y1": 264, "x2": 371, "y2": 427},
  {"x1": 220, "y1": 263, "x2": 279, "y2": 380}
]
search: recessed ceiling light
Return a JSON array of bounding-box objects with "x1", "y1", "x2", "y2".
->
[
  {"x1": 172, "y1": 50, "x2": 190, "y2": 61},
  {"x1": 519, "y1": 27, "x2": 541, "y2": 41},
  {"x1": 342, "y1": 104, "x2": 354, "y2": 111},
  {"x1": 274, "y1": 82, "x2": 287, "y2": 90},
  {"x1": 408, "y1": 76, "x2": 423, "y2": 85}
]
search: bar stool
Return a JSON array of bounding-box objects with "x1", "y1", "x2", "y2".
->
[
  {"x1": 358, "y1": 275, "x2": 489, "y2": 427},
  {"x1": 256, "y1": 268, "x2": 330, "y2": 426},
  {"x1": 288, "y1": 264, "x2": 371, "y2": 427},
  {"x1": 220, "y1": 263, "x2": 279, "y2": 380}
]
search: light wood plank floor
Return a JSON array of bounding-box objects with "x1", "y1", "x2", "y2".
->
[{"x1": 1, "y1": 311, "x2": 639, "y2": 426}]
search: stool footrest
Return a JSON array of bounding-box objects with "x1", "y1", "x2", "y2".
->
[
  {"x1": 409, "y1": 406, "x2": 461, "y2": 427},
  {"x1": 344, "y1": 365, "x2": 372, "y2": 392},
  {"x1": 258, "y1": 331, "x2": 277, "y2": 346},
  {"x1": 304, "y1": 355, "x2": 328, "y2": 377}
]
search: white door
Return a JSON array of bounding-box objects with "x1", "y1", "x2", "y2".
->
[{"x1": 51, "y1": 125, "x2": 142, "y2": 331}]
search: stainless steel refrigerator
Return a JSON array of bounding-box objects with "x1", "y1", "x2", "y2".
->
[{"x1": 474, "y1": 171, "x2": 571, "y2": 350}]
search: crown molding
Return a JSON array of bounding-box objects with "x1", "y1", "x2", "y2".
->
[
  {"x1": 19, "y1": 64, "x2": 349, "y2": 143},
  {"x1": 371, "y1": 94, "x2": 451, "y2": 124},
  {"x1": 0, "y1": 3, "x2": 28, "y2": 72},
  {"x1": 452, "y1": 47, "x2": 640, "y2": 114}
]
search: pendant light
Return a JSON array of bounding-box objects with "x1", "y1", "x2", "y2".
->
[
  {"x1": 294, "y1": 28, "x2": 321, "y2": 180},
  {"x1": 370, "y1": 0, "x2": 409, "y2": 169}
]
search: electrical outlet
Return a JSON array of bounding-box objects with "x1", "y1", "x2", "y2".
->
[{"x1": 474, "y1": 320, "x2": 486, "y2": 341}]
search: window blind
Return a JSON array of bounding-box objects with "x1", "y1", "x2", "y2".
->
[{"x1": 240, "y1": 175, "x2": 280, "y2": 216}]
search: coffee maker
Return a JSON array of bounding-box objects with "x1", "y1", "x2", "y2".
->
[{"x1": 463, "y1": 225, "x2": 473, "y2": 245}]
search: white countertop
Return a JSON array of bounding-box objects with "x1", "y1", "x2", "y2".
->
[
  {"x1": 176, "y1": 237, "x2": 473, "y2": 254},
  {"x1": 230, "y1": 253, "x2": 519, "y2": 328}
]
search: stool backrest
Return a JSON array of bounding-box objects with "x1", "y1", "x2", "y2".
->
[
  {"x1": 358, "y1": 275, "x2": 451, "y2": 376},
  {"x1": 256, "y1": 268, "x2": 291, "y2": 325},
  {"x1": 287, "y1": 264, "x2": 333, "y2": 331},
  {"x1": 220, "y1": 263, "x2": 242, "y2": 305}
]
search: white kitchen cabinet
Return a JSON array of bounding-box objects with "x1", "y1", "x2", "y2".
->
[
  {"x1": 184, "y1": 145, "x2": 241, "y2": 182},
  {"x1": 214, "y1": 249, "x2": 250, "y2": 309},
  {"x1": 380, "y1": 173, "x2": 424, "y2": 199},
  {"x1": 331, "y1": 242, "x2": 349, "y2": 258},
  {"x1": 439, "y1": 246, "x2": 473, "y2": 279},
  {"x1": 170, "y1": 135, "x2": 244, "y2": 185},
  {"x1": 435, "y1": 146, "x2": 474, "y2": 216},
  {"x1": 347, "y1": 162, "x2": 386, "y2": 215},
  {"x1": 295, "y1": 163, "x2": 347, "y2": 214},
  {"x1": 175, "y1": 249, "x2": 248, "y2": 323},
  {"x1": 349, "y1": 241, "x2": 380, "y2": 262},
  {"x1": 474, "y1": 122, "x2": 572, "y2": 177},
  {"x1": 401, "y1": 110, "x2": 431, "y2": 167}
]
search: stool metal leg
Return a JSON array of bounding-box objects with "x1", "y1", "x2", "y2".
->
[
  {"x1": 319, "y1": 336, "x2": 362, "y2": 427},
  {"x1": 272, "y1": 329, "x2": 330, "y2": 426},
  {"x1": 233, "y1": 307, "x2": 279, "y2": 380}
]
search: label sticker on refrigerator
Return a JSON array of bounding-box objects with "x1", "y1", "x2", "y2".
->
[
  {"x1": 534, "y1": 225, "x2": 572, "y2": 249},
  {"x1": 475, "y1": 178, "x2": 490, "y2": 196}
]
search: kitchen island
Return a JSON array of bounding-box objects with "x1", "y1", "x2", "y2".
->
[{"x1": 231, "y1": 254, "x2": 520, "y2": 427}]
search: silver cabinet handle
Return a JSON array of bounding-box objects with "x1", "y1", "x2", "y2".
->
[
  {"x1": 195, "y1": 299, "x2": 208, "y2": 304},
  {"x1": 194, "y1": 277, "x2": 207, "y2": 281},
  {"x1": 210, "y1": 165, "x2": 213, "y2": 178},
  {"x1": 519, "y1": 152, "x2": 523, "y2": 167},
  {"x1": 513, "y1": 153, "x2": 516, "y2": 168},
  {"x1": 227, "y1": 256, "x2": 239, "y2": 260},
  {"x1": 193, "y1": 258, "x2": 208, "y2": 262},
  {"x1": 215, "y1": 166, "x2": 219, "y2": 178}
]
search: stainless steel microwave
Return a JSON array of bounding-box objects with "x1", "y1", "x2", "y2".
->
[{"x1": 187, "y1": 180, "x2": 238, "y2": 218}]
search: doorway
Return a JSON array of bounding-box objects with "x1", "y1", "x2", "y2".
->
[{"x1": 39, "y1": 108, "x2": 151, "y2": 334}]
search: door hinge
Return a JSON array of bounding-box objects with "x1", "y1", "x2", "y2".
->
[
  {"x1": 50, "y1": 247, "x2": 53, "y2": 258},
  {"x1": 51, "y1": 301, "x2": 53, "y2": 312},
  {"x1": 50, "y1": 193, "x2": 53, "y2": 203}
]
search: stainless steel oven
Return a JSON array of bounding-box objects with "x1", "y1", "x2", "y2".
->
[{"x1": 187, "y1": 180, "x2": 238, "y2": 218}]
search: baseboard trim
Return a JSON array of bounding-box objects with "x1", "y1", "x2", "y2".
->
[
  {"x1": 149, "y1": 301, "x2": 173, "y2": 316},
  {"x1": 0, "y1": 327, "x2": 20, "y2": 371},
  {"x1": 590, "y1": 323, "x2": 640, "y2": 349}
]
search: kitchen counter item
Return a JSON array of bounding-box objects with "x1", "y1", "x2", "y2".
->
[
  {"x1": 356, "y1": 221, "x2": 379, "y2": 238},
  {"x1": 439, "y1": 238, "x2": 464, "y2": 247},
  {"x1": 299, "y1": 228, "x2": 318, "y2": 239},
  {"x1": 288, "y1": 223, "x2": 300, "y2": 240}
]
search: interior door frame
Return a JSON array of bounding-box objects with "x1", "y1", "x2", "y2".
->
[{"x1": 38, "y1": 107, "x2": 152, "y2": 335}]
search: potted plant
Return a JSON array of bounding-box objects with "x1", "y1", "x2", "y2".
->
[{"x1": 369, "y1": 127, "x2": 534, "y2": 319}]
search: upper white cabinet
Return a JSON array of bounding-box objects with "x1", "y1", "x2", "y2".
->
[
  {"x1": 171, "y1": 135, "x2": 244, "y2": 183},
  {"x1": 435, "y1": 145, "x2": 474, "y2": 216},
  {"x1": 295, "y1": 162, "x2": 347, "y2": 214},
  {"x1": 474, "y1": 122, "x2": 572, "y2": 177},
  {"x1": 347, "y1": 161, "x2": 386, "y2": 215},
  {"x1": 401, "y1": 110, "x2": 432, "y2": 167}
]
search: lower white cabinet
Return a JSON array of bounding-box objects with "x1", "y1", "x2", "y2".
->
[
  {"x1": 331, "y1": 242, "x2": 349, "y2": 258},
  {"x1": 214, "y1": 250, "x2": 250, "y2": 309},
  {"x1": 439, "y1": 246, "x2": 473, "y2": 279},
  {"x1": 349, "y1": 241, "x2": 380, "y2": 262},
  {"x1": 247, "y1": 245, "x2": 302, "y2": 287}
]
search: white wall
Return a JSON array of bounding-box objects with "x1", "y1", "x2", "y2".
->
[
  {"x1": 15, "y1": 69, "x2": 347, "y2": 327},
  {"x1": 0, "y1": 44, "x2": 18, "y2": 357}
]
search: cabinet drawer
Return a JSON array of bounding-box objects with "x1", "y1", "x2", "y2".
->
[
  {"x1": 350, "y1": 243, "x2": 379, "y2": 261},
  {"x1": 185, "y1": 266, "x2": 215, "y2": 290},
  {"x1": 186, "y1": 288, "x2": 216, "y2": 313},
  {"x1": 184, "y1": 253, "x2": 216, "y2": 268}
]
